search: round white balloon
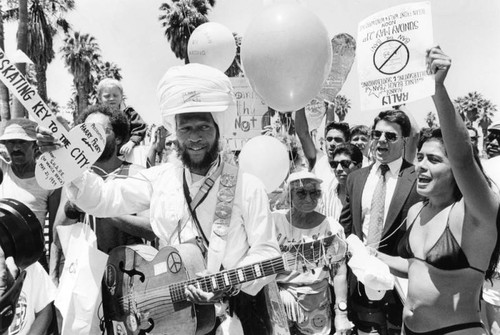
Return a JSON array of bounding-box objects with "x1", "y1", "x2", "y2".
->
[
  {"x1": 188, "y1": 22, "x2": 236, "y2": 72},
  {"x1": 239, "y1": 136, "x2": 289, "y2": 193}
]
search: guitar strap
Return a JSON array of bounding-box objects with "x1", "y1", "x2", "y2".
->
[
  {"x1": 206, "y1": 163, "x2": 238, "y2": 273},
  {"x1": 182, "y1": 163, "x2": 224, "y2": 247}
]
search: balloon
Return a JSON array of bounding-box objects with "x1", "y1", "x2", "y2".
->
[
  {"x1": 187, "y1": 22, "x2": 237, "y2": 72},
  {"x1": 241, "y1": 3, "x2": 332, "y2": 112},
  {"x1": 239, "y1": 136, "x2": 289, "y2": 193}
]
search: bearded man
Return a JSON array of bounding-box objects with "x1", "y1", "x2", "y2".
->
[{"x1": 37, "y1": 64, "x2": 280, "y2": 335}]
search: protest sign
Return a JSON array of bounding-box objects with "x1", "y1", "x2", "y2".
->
[
  {"x1": 0, "y1": 49, "x2": 105, "y2": 189},
  {"x1": 357, "y1": 2, "x2": 434, "y2": 110},
  {"x1": 224, "y1": 77, "x2": 267, "y2": 150}
]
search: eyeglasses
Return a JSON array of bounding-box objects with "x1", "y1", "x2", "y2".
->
[
  {"x1": 294, "y1": 188, "x2": 322, "y2": 200},
  {"x1": 326, "y1": 136, "x2": 344, "y2": 143},
  {"x1": 371, "y1": 130, "x2": 399, "y2": 142},
  {"x1": 329, "y1": 160, "x2": 353, "y2": 169}
]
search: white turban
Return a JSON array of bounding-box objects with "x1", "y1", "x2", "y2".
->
[{"x1": 157, "y1": 63, "x2": 235, "y2": 134}]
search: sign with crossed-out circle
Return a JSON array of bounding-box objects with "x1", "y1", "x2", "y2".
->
[
  {"x1": 373, "y1": 39, "x2": 409, "y2": 75},
  {"x1": 167, "y1": 252, "x2": 183, "y2": 273}
]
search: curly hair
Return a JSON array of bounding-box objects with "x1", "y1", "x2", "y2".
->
[{"x1": 76, "y1": 104, "x2": 130, "y2": 143}]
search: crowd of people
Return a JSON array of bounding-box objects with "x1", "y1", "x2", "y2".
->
[{"x1": 0, "y1": 46, "x2": 499, "y2": 335}]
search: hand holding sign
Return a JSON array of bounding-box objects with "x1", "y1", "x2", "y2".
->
[
  {"x1": 0, "y1": 49, "x2": 105, "y2": 189},
  {"x1": 35, "y1": 122, "x2": 105, "y2": 189}
]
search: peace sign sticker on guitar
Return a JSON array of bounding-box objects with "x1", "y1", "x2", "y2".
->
[
  {"x1": 167, "y1": 252, "x2": 183, "y2": 273},
  {"x1": 0, "y1": 49, "x2": 105, "y2": 190}
]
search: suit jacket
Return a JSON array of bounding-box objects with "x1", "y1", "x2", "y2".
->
[{"x1": 340, "y1": 159, "x2": 422, "y2": 256}]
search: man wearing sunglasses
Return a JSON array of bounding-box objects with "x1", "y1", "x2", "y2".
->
[
  {"x1": 314, "y1": 121, "x2": 350, "y2": 186},
  {"x1": 339, "y1": 109, "x2": 421, "y2": 335}
]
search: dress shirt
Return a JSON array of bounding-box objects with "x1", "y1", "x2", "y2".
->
[{"x1": 361, "y1": 157, "x2": 403, "y2": 242}]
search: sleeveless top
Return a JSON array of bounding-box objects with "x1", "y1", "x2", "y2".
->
[{"x1": 397, "y1": 201, "x2": 484, "y2": 273}]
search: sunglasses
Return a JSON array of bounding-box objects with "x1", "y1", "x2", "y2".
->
[
  {"x1": 487, "y1": 133, "x2": 500, "y2": 142},
  {"x1": 329, "y1": 160, "x2": 353, "y2": 169},
  {"x1": 326, "y1": 136, "x2": 344, "y2": 143},
  {"x1": 294, "y1": 188, "x2": 322, "y2": 200},
  {"x1": 371, "y1": 130, "x2": 399, "y2": 142}
]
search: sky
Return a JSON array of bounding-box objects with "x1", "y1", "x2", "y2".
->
[{"x1": 4, "y1": 0, "x2": 500, "y2": 128}]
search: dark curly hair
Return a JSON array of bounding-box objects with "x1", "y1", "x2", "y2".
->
[{"x1": 76, "y1": 104, "x2": 130, "y2": 143}]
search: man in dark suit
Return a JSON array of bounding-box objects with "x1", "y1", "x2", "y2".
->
[{"x1": 339, "y1": 109, "x2": 422, "y2": 335}]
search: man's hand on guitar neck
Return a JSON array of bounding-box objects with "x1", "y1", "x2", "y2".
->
[
  {"x1": 185, "y1": 285, "x2": 226, "y2": 305},
  {"x1": 184, "y1": 270, "x2": 241, "y2": 305}
]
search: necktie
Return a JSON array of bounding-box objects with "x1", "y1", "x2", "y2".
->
[{"x1": 367, "y1": 164, "x2": 390, "y2": 249}]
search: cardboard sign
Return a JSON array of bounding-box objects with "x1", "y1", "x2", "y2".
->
[
  {"x1": 0, "y1": 48, "x2": 105, "y2": 189},
  {"x1": 357, "y1": 2, "x2": 434, "y2": 110},
  {"x1": 224, "y1": 78, "x2": 267, "y2": 151}
]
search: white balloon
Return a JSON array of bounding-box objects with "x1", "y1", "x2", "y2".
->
[
  {"x1": 239, "y1": 136, "x2": 289, "y2": 193},
  {"x1": 188, "y1": 22, "x2": 236, "y2": 72}
]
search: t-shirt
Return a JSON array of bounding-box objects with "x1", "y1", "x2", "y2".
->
[
  {"x1": 0, "y1": 157, "x2": 54, "y2": 226},
  {"x1": 8, "y1": 263, "x2": 57, "y2": 335},
  {"x1": 272, "y1": 210, "x2": 344, "y2": 285}
]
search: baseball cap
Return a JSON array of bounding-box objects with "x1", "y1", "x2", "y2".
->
[{"x1": 0, "y1": 118, "x2": 37, "y2": 142}]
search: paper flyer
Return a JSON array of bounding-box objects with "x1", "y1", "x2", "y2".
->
[{"x1": 357, "y1": 2, "x2": 434, "y2": 110}]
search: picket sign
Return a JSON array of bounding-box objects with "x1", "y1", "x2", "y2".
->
[{"x1": 0, "y1": 48, "x2": 105, "y2": 189}]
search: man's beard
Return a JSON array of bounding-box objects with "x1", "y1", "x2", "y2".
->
[
  {"x1": 178, "y1": 140, "x2": 220, "y2": 172},
  {"x1": 97, "y1": 139, "x2": 116, "y2": 162}
]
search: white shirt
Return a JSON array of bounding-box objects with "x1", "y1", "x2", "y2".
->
[
  {"x1": 66, "y1": 158, "x2": 280, "y2": 295},
  {"x1": 9, "y1": 263, "x2": 56, "y2": 335},
  {"x1": 320, "y1": 178, "x2": 343, "y2": 222},
  {"x1": 0, "y1": 157, "x2": 54, "y2": 226},
  {"x1": 272, "y1": 210, "x2": 344, "y2": 285},
  {"x1": 361, "y1": 157, "x2": 403, "y2": 242}
]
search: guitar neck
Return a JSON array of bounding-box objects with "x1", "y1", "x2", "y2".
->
[{"x1": 169, "y1": 256, "x2": 285, "y2": 303}]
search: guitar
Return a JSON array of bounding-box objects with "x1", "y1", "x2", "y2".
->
[{"x1": 102, "y1": 234, "x2": 347, "y2": 335}]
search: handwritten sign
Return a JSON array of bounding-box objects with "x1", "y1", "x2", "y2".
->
[
  {"x1": 357, "y1": 2, "x2": 434, "y2": 110},
  {"x1": 0, "y1": 48, "x2": 105, "y2": 189},
  {"x1": 223, "y1": 78, "x2": 267, "y2": 151}
]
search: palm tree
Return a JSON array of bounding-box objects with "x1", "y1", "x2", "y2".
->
[
  {"x1": 425, "y1": 111, "x2": 438, "y2": 128},
  {"x1": 326, "y1": 94, "x2": 351, "y2": 123},
  {"x1": 61, "y1": 31, "x2": 101, "y2": 117},
  {"x1": 454, "y1": 91, "x2": 498, "y2": 142},
  {"x1": 11, "y1": 0, "x2": 29, "y2": 118},
  {"x1": 0, "y1": 4, "x2": 11, "y2": 132},
  {"x1": 4, "y1": 0, "x2": 74, "y2": 103},
  {"x1": 158, "y1": 0, "x2": 215, "y2": 63}
]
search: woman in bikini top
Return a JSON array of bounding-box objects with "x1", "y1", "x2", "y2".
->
[{"x1": 374, "y1": 47, "x2": 500, "y2": 335}]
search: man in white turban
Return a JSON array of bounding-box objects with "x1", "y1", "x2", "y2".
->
[{"x1": 37, "y1": 63, "x2": 280, "y2": 335}]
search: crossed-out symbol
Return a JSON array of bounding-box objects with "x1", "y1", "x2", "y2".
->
[
  {"x1": 373, "y1": 39, "x2": 409, "y2": 75},
  {"x1": 167, "y1": 252, "x2": 183, "y2": 273}
]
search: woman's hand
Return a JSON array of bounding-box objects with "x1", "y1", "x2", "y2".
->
[
  {"x1": 334, "y1": 313, "x2": 353, "y2": 335},
  {"x1": 426, "y1": 46, "x2": 452, "y2": 85}
]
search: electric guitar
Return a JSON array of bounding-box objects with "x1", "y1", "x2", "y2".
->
[{"x1": 102, "y1": 234, "x2": 347, "y2": 335}]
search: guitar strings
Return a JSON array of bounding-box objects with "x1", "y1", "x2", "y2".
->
[
  {"x1": 116, "y1": 237, "x2": 346, "y2": 306},
  {"x1": 115, "y1": 239, "x2": 347, "y2": 311}
]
